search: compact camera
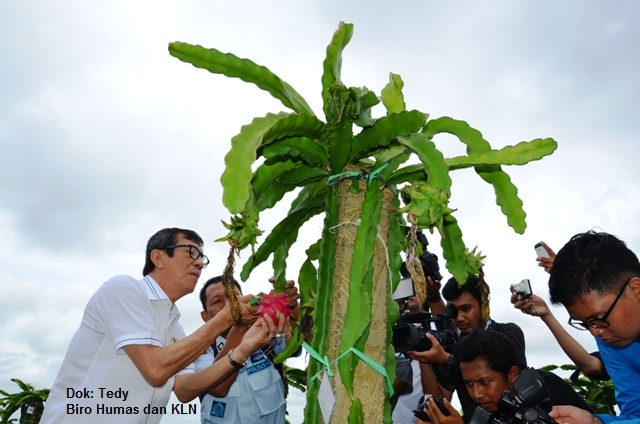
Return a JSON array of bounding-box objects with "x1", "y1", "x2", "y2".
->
[
  {"x1": 512, "y1": 279, "x2": 532, "y2": 301},
  {"x1": 413, "y1": 395, "x2": 450, "y2": 422}
]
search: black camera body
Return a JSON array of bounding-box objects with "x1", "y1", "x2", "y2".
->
[
  {"x1": 469, "y1": 368, "x2": 557, "y2": 424},
  {"x1": 413, "y1": 395, "x2": 450, "y2": 421},
  {"x1": 401, "y1": 231, "x2": 443, "y2": 282},
  {"x1": 391, "y1": 304, "x2": 458, "y2": 353}
]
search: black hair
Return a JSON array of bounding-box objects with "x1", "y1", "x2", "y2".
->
[
  {"x1": 199, "y1": 275, "x2": 242, "y2": 312},
  {"x1": 142, "y1": 227, "x2": 204, "y2": 276},
  {"x1": 549, "y1": 230, "x2": 640, "y2": 306},
  {"x1": 455, "y1": 329, "x2": 519, "y2": 380},
  {"x1": 442, "y1": 275, "x2": 486, "y2": 304}
]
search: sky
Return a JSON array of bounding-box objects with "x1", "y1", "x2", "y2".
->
[{"x1": 1, "y1": 1, "x2": 639, "y2": 423}]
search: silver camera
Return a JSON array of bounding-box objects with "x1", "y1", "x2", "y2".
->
[{"x1": 512, "y1": 279, "x2": 532, "y2": 300}]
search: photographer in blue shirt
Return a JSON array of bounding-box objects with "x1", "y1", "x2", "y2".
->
[{"x1": 547, "y1": 230, "x2": 640, "y2": 424}]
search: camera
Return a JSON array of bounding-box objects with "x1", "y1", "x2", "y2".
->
[
  {"x1": 512, "y1": 279, "x2": 532, "y2": 301},
  {"x1": 401, "y1": 231, "x2": 443, "y2": 282},
  {"x1": 413, "y1": 395, "x2": 450, "y2": 421},
  {"x1": 391, "y1": 303, "x2": 458, "y2": 353},
  {"x1": 469, "y1": 368, "x2": 557, "y2": 424}
]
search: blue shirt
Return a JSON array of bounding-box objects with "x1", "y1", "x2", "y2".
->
[
  {"x1": 195, "y1": 335, "x2": 287, "y2": 424},
  {"x1": 595, "y1": 338, "x2": 640, "y2": 423}
]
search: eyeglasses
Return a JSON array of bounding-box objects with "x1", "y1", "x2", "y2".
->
[
  {"x1": 568, "y1": 277, "x2": 633, "y2": 331},
  {"x1": 162, "y1": 244, "x2": 209, "y2": 268}
]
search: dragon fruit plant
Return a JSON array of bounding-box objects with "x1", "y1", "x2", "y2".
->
[{"x1": 169, "y1": 21, "x2": 557, "y2": 423}]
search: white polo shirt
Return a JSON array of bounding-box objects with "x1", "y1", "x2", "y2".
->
[{"x1": 41, "y1": 275, "x2": 194, "y2": 424}]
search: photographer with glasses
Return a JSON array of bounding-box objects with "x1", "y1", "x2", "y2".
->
[
  {"x1": 41, "y1": 227, "x2": 274, "y2": 424},
  {"x1": 546, "y1": 230, "x2": 640, "y2": 424}
]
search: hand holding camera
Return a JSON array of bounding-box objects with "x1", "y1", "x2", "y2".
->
[
  {"x1": 469, "y1": 368, "x2": 557, "y2": 424},
  {"x1": 510, "y1": 290, "x2": 550, "y2": 319},
  {"x1": 392, "y1": 303, "x2": 458, "y2": 354},
  {"x1": 406, "y1": 333, "x2": 450, "y2": 365},
  {"x1": 511, "y1": 279, "x2": 532, "y2": 301},
  {"x1": 415, "y1": 395, "x2": 462, "y2": 424}
]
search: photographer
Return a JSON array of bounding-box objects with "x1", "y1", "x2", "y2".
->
[
  {"x1": 513, "y1": 240, "x2": 608, "y2": 380},
  {"x1": 511, "y1": 291, "x2": 608, "y2": 381},
  {"x1": 392, "y1": 293, "x2": 432, "y2": 423},
  {"x1": 408, "y1": 275, "x2": 527, "y2": 418},
  {"x1": 417, "y1": 330, "x2": 591, "y2": 424},
  {"x1": 547, "y1": 231, "x2": 640, "y2": 424},
  {"x1": 392, "y1": 253, "x2": 446, "y2": 423}
]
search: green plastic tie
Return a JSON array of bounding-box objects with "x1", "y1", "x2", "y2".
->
[
  {"x1": 367, "y1": 163, "x2": 388, "y2": 182},
  {"x1": 302, "y1": 342, "x2": 394, "y2": 396},
  {"x1": 303, "y1": 342, "x2": 334, "y2": 381},
  {"x1": 327, "y1": 163, "x2": 389, "y2": 187}
]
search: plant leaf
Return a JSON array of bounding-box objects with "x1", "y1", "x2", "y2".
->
[
  {"x1": 221, "y1": 112, "x2": 289, "y2": 213},
  {"x1": 252, "y1": 160, "x2": 299, "y2": 212},
  {"x1": 168, "y1": 42, "x2": 314, "y2": 115},
  {"x1": 349, "y1": 110, "x2": 426, "y2": 163},
  {"x1": 322, "y1": 22, "x2": 354, "y2": 121},
  {"x1": 386, "y1": 163, "x2": 426, "y2": 185},
  {"x1": 445, "y1": 138, "x2": 558, "y2": 170},
  {"x1": 439, "y1": 215, "x2": 468, "y2": 284},
  {"x1": 257, "y1": 113, "x2": 327, "y2": 157},
  {"x1": 422, "y1": 117, "x2": 528, "y2": 234},
  {"x1": 240, "y1": 190, "x2": 325, "y2": 280},
  {"x1": 398, "y1": 133, "x2": 452, "y2": 197},
  {"x1": 262, "y1": 137, "x2": 329, "y2": 168},
  {"x1": 477, "y1": 165, "x2": 527, "y2": 234},
  {"x1": 381, "y1": 73, "x2": 406, "y2": 115}
]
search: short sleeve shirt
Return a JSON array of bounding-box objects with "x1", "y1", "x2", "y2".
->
[
  {"x1": 595, "y1": 338, "x2": 640, "y2": 423},
  {"x1": 196, "y1": 335, "x2": 286, "y2": 423},
  {"x1": 40, "y1": 275, "x2": 194, "y2": 424}
]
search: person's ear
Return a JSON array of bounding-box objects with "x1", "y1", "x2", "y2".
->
[
  {"x1": 150, "y1": 249, "x2": 165, "y2": 269},
  {"x1": 629, "y1": 277, "x2": 640, "y2": 300},
  {"x1": 200, "y1": 310, "x2": 208, "y2": 323},
  {"x1": 507, "y1": 365, "x2": 520, "y2": 386}
]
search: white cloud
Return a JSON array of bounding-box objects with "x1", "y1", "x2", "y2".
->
[{"x1": 1, "y1": 1, "x2": 638, "y2": 422}]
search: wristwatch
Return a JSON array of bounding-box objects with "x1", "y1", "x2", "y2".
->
[
  {"x1": 443, "y1": 353, "x2": 456, "y2": 374},
  {"x1": 227, "y1": 349, "x2": 245, "y2": 369}
]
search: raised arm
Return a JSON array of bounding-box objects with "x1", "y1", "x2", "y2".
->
[
  {"x1": 172, "y1": 317, "x2": 272, "y2": 402},
  {"x1": 511, "y1": 291, "x2": 606, "y2": 378},
  {"x1": 123, "y1": 296, "x2": 258, "y2": 389}
]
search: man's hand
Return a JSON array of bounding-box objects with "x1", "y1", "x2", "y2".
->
[
  {"x1": 549, "y1": 405, "x2": 601, "y2": 424},
  {"x1": 510, "y1": 291, "x2": 550, "y2": 319},
  {"x1": 260, "y1": 311, "x2": 290, "y2": 344},
  {"x1": 407, "y1": 333, "x2": 449, "y2": 365},
  {"x1": 426, "y1": 276, "x2": 442, "y2": 296},
  {"x1": 536, "y1": 241, "x2": 556, "y2": 274},
  {"x1": 421, "y1": 398, "x2": 463, "y2": 424},
  {"x1": 234, "y1": 318, "x2": 272, "y2": 361},
  {"x1": 234, "y1": 294, "x2": 260, "y2": 325}
]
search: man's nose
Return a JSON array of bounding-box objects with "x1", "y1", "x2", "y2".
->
[
  {"x1": 469, "y1": 385, "x2": 483, "y2": 401},
  {"x1": 587, "y1": 326, "x2": 606, "y2": 338}
]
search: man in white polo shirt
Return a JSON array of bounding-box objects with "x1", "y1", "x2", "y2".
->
[{"x1": 41, "y1": 227, "x2": 272, "y2": 424}]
